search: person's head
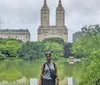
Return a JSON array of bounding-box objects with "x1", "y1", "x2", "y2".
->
[{"x1": 45, "y1": 51, "x2": 52, "y2": 62}]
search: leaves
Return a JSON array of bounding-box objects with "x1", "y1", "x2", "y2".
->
[
  {"x1": 0, "y1": 38, "x2": 65, "y2": 60},
  {"x1": 0, "y1": 38, "x2": 22, "y2": 58},
  {"x1": 71, "y1": 25, "x2": 100, "y2": 85},
  {"x1": 44, "y1": 41, "x2": 64, "y2": 59}
]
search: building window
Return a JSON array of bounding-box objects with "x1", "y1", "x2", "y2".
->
[
  {"x1": 44, "y1": 12, "x2": 46, "y2": 14},
  {"x1": 26, "y1": 36, "x2": 28, "y2": 38},
  {"x1": 44, "y1": 16, "x2": 46, "y2": 18},
  {"x1": 16, "y1": 36, "x2": 18, "y2": 38},
  {"x1": 9, "y1": 36, "x2": 11, "y2": 38},
  {"x1": 59, "y1": 16, "x2": 61, "y2": 18}
]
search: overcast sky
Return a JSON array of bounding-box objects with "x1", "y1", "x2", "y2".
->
[{"x1": 0, "y1": 0, "x2": 100, "y2": 42}]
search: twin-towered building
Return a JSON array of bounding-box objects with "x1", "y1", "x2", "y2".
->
[{"x1": 38, "y1": 0, "x2": 68, "y2": 42}]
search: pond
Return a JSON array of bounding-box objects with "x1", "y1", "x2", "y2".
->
[{"x1": 0, "y1": 58, "x2": 81, "y2": 85}]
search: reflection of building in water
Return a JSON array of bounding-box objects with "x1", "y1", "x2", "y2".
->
[
  {"x1": 0, "y1": 77, "x2": 29, "y2": 85},
  {"x1": 38, "y1": 0, "x2": 68, "y2": 42},
  {"x1": 68, "y1": 77, "x2": 74, "y2": 85},
  {"x1": 0, "y1": 29, "x2": 30, "y2": 42},
  {"x1": 30, "y1": 78, "x2": 38, "y2": 85}
]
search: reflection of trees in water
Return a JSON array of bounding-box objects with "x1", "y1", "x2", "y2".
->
[
  {"x1": 0, "y1": 60, "x2": 41, "y2": 81},
  {"x1": 63, "y1": 62, "x2": 74, "y2": 77},
  {"x1": 59, "y1": 77, "x2": 68, "y2": 85},
  {"x1": 72, "y1": 62, "x2": 81, "y2": 78},
  {"x1": 63, "y1": 62, "x2": 81, "y2": 85},
  {"x1": 55, "y1": 61, "x2": 65, "y2": 80},
  {"x1": 0, "y1": 60, "x2": 81, "y2": 83},
  {"x1": 0, "y1": 60, "x2": 23, "y2": 81}
]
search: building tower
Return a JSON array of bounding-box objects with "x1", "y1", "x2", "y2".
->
[
  {"x1": 41, "y1": 0, "x2": 50, "y2": 27},
  {"x1": 0, "y1": 20, "x2": 1, "y2": 29},
  {"x1": 38, "y1": 0, "x2": 68, "y2": 42},
  {"x1": 56, "y1": 0, "x2": 65, "y2": 26}
]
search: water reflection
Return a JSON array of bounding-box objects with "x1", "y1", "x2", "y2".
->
[
  {"x1": 0, "y1": 59, "x2": 81, "y2": 85},
  {"x1": 68, "y1": 77, "x2": 73, "y2": 85},
  {"x1": 30, "y1": 78, "x2": 37, "y2": 85},
  {"x1": 0, "y1": 77, "x2": 29, "y2": 85}
]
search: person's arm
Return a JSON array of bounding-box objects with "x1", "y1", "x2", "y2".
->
[
  {"x1": 55, "y1": 63, "x2": 59, "y2": 85},
  {"x1": 39, "y1": 64, "x2": 44, "y2": 85},
  {"x1": 56, "y1": 73, "x2": 59, "y2": 85}
]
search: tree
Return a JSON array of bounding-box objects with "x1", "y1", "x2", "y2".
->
[
  {"x1": 44, "y1": 41, "x2": 64, "y2": 59},
  {"x1": 81, "y1": 24, "x2": 100, "y2": 36},
  {"x1": 18, "y1": 41, "x2": 45, "y2": 60},
  {"x1": 42, "y1": 37, "x2": 65, "y2": 45},
  {"x1": 18, "y1": 40, "x2": 64, "y2": 60},
  {"x1": 71, "y1": 25, "x2": 100, "y2": 85},
  {"x1": 0, "y1": 38, "x2": 22, "y2": 58},
  {"x1": 79, "y1": 50, "x2": 100, "y2": 85},
  {"x1": 71, "y1": 25, "x2": 100, "y2": 58},
  {"x1": 0, "y1": 51, "x2": 6, "y2": 60},
  {"x1": 5, "y1": 40, "x2": 22, "y2": 57}
]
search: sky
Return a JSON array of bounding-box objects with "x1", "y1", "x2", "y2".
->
[{"x1": 0, "y1": 0, "x2": 100, "y2": 42}]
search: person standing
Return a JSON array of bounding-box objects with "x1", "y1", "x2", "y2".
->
[{"x1": 39, "y1": 51, "x2": 59, "y2": 85}]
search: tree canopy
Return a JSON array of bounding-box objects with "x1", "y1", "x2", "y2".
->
[
  {"x1": 0, "y1": 38, "x2": 65, "y2": 60},
  {"x1": 18, "y1": 38, "x2": 64, "y2": 60},
  {"x1": 71, "y1": 25, "x2": 100, "y2": 85},
  {"x1": 0, "y1": 38, "x2": 22, "y2": 59}
]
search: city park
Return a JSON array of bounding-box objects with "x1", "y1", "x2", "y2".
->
[{"x1": 0, "y1": 25, "x2": 100, "y2": 85}]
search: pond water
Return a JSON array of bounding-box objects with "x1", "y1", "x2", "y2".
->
[{"x1": 0, "y1": 59, "x2": 81, "y2": 85}]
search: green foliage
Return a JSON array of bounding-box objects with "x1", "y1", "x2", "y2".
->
[
  {"x1": 0, "y1": 37, "x2": 65, "y2": 60},
  {"x1": 18, "y1": 38, "x2": 64, "y2": 60},
  {"x1": 71, "y1": 25, "x2": 100, "y2": 85},
  {"x1": 5, "y1": 40, "x2": 22, "y2": 57},
  {"x1": 42, "y1": 37, "x2": 65, "y2": 45},
  {"x1": 71, "y1": 35, "x2": 100, "y2": 58},
  {"x1": 79, "y1": 50, "x2": 100, "y2": 85},
  {"x1": 0, "y1": 51, "x2": 6, "y2": 60},
  {"x1": 81, "y1": 24, "x2": 100, "y2": 36},
  {"x1": 18, "y1": 41, "x2": 45, "y2": 60},
  {"x1": 0, "y1": 38, "x2": 22, "y2": 58},
  {"x1": 42, "y1": 37, "x2": 66, "y2": 58},
  {"x1": 71, "y1": 25, "x2": 100, "y2": 58},
  {"x1": 44, "y1": 41, "x2": 64, "y2": 59}
]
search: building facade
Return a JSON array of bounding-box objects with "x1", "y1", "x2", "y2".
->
[
  {"x1": 0, "y1": 29, "x2": 30, "y2": 42},
  {"x1": 73, "y1": 32, "x2": 84, "y2": 42},
  {"x1": 38, "y1": 0, "x2": 68, "y2": 42}
]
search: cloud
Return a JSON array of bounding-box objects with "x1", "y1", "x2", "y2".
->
[{"x1": 0, "y1": 0, "x2": 100, "y2": 42}]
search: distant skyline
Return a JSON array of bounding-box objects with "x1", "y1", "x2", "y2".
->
[{"x1": 0, "y1": 0, "x2": 100, "y2": 42}]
